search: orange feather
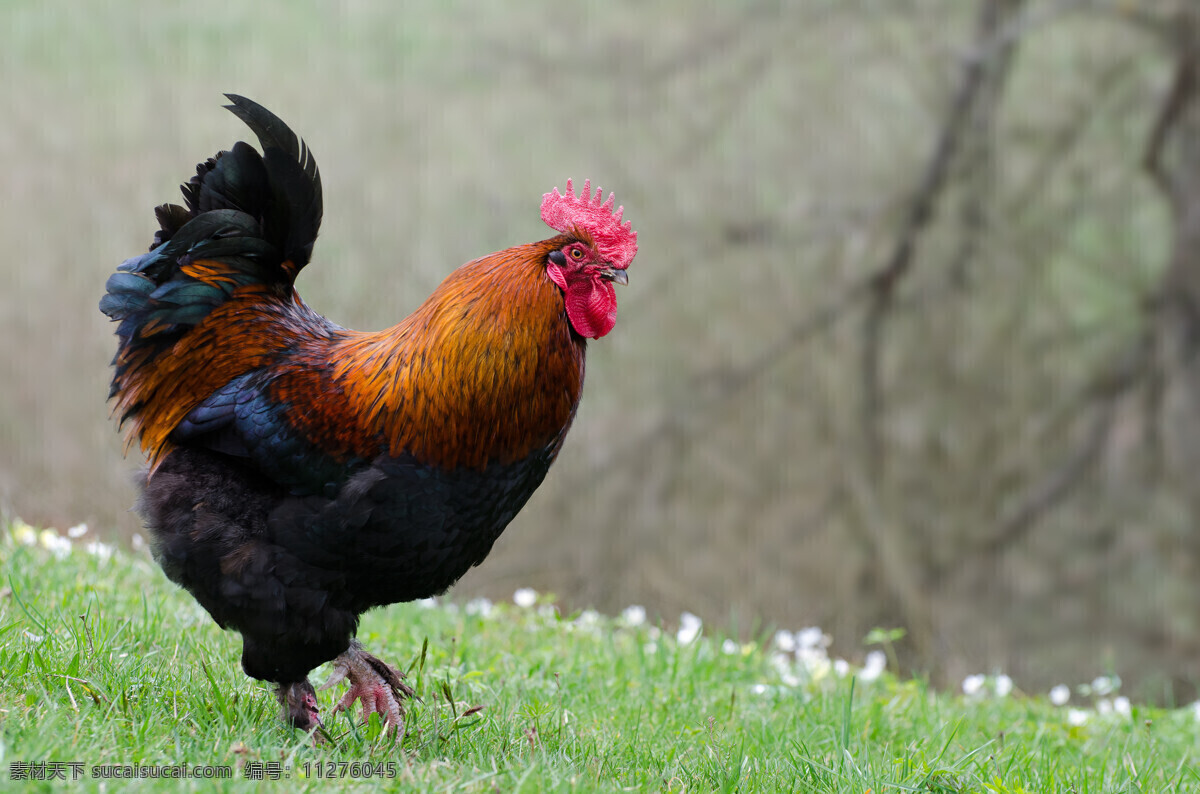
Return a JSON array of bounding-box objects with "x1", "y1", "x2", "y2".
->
[
  {"x1": 118, "y1": 236, "x2": 585, "y2": 473},
  {"x1": 278, "y1": 238, "x2": 585, "y2": 470}
]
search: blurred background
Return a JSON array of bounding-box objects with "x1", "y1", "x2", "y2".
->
[{"x1": 4, "y1": 0, "x2": 1199, "y2": 701}]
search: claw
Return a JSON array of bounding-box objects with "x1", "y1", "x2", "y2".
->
[{"x1": 320, "y1": 641, "x2": 414, "y2": 737}]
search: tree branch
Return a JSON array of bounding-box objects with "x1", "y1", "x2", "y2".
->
[
  {"x1": 971, "y1": 336, "x2": 1152, "y2": 562},
  {"x1": 1143, "y1": 26, "x2": 1199, "y2": 200},
  {"x1": 860, "y1": 0, "x2": 1028, "y2": 476}
]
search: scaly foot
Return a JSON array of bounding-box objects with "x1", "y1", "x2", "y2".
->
[
  {"x1": 277, "y1": 679, "x2": 322, "y2": 732},
  {"x1": 320, "y1": 641, "x2": 414, "y2": 735}
]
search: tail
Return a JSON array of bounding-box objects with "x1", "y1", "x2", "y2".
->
[{"x1": 100, "y1": 95, "x2": 323, "y2": 449}]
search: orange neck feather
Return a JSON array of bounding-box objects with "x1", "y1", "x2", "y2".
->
[{"x1": 275, "y1": 238, "x2": 586, "y2": 470}]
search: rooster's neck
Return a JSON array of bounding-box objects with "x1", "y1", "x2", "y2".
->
[{"x1": 314, "y1": 241, "x2": 586, "y2": 470}]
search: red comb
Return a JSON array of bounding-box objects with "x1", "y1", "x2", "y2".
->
[{"x1": 541, "y1": 179, "x2": 637, "y2": 270}]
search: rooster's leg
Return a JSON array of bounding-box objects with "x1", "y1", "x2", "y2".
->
[
  {"x1": 277, "y1": 679, "x2": 322, "y2": 732},
  {"x1": 320, "y1": 640, "x2": 415, "y2": 735}
]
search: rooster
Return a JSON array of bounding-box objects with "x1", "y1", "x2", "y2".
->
[{"x1": 100, "y1": 96, "x2": 636, "y2": 732}]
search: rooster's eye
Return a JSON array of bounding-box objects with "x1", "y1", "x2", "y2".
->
[{"x1": 570, "y1": 247, "x2": 585, "y2": 260}]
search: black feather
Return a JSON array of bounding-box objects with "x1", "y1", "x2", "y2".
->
[
  {"x1": 223, "y1": 94, "x2": 323, "y2": 270},
  {"x1": 197, "y1": 142, "x2": 271, "y2": 217},
  {"x1": 101, "y1": 98, "x2": 327, "y2": 426},
  {"x1": 153, "y1": 204, "x2": 192, "y2": 247}
]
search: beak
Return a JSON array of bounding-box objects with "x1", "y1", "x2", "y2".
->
[{"x1": 600, "y1": 266, "x2": 629, "y2": 286}]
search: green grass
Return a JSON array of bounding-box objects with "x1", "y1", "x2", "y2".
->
[{"x1": 2, "y1": 522, "x2": 1199, "y2": 793}]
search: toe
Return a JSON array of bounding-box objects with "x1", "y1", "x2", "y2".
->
[{"x1": 322, "y1": 643, "x2": 412, "y2": 736}]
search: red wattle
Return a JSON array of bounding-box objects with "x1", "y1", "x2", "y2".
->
[{"x1": 564, "y1": 278, "x2": 617, "y2": 339}]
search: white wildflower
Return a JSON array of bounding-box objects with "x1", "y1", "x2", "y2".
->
[
  {"x1": 131, "y1": 533, "x2": 146, "y2": 552},
  {"x1": 12, "y1": 520, "x2": 37, "y2": 546},
  {"x1": 962, "y1": 674, "x2": 986, "y2": 697},
  {"x1": 994, "y1": 674, "x2": 1013, "y2": 698},
  {"x1": 795, "y1": 627, "x2": 828, "y2": 651},
  {"x1": 798, "y1": 650, "x2": 832, "y2": 681},
  {"x1": 465, "y1": 597, "x2": 493, "y2": 617},
  {"x1": 620, "y1": 605, "x2": 646, "y2": 627},
  {"x1": 768, "y1": 652, "x2": 799, "y2": 686},
  {"x1": 722, "y1": 639, "x2": 739, "y2": 655},
  {"x1": 1049, "y1": 684, "x2": 1070, "y2": 706},
  {"x1": 676, "y1": 612, "x2": 702, "y2": 645},
  {"x1": 67, "y1": 523, "x2": 89, "y2": 539},
  {"x1": 1092, "y1": 675, "x2": 1118, "y2": 696},
  {"x1": 644, "y1": 641, "x2": 658, "y2": 654},
  {"x1": 1191, "y1": 701, "x2": 1200, "y2": 722},
  {"x1": 513, "y1": 587, "x2": 537, "y2": 608},
  {"x1": 574, "y1": 609, "x2": 601, "y2": 632},
  {"x1": 40, "y1": 530, "x2": 72, "y2": 560},
  {"x1": 834, "y1": 658, "x2": 851, "y2": 677},
  {"x1": 773, "y1": 630, "x2": 797, "y2": 653},
  {"x1": 770, "y1": 652, "x2": 793, "y2": 677},
  {"x1": 415, "y1": 597, "x2": 438, "y2": 609},
  {"x1": 1113, "y1": 696, "x2": 1131, "y2": 718},
  {"x1": 84, "y1": 540, "x2": 114, "y2": 561},
  {"x1": 1067, "y1": 708, "x2": 1089, "y2": 726},
  {"x1": 859, "y1": 650, "x2": 887, "y2": 682},
  {"x1": 751, "y1": 683, "x2": 769, "y2": 695}
]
